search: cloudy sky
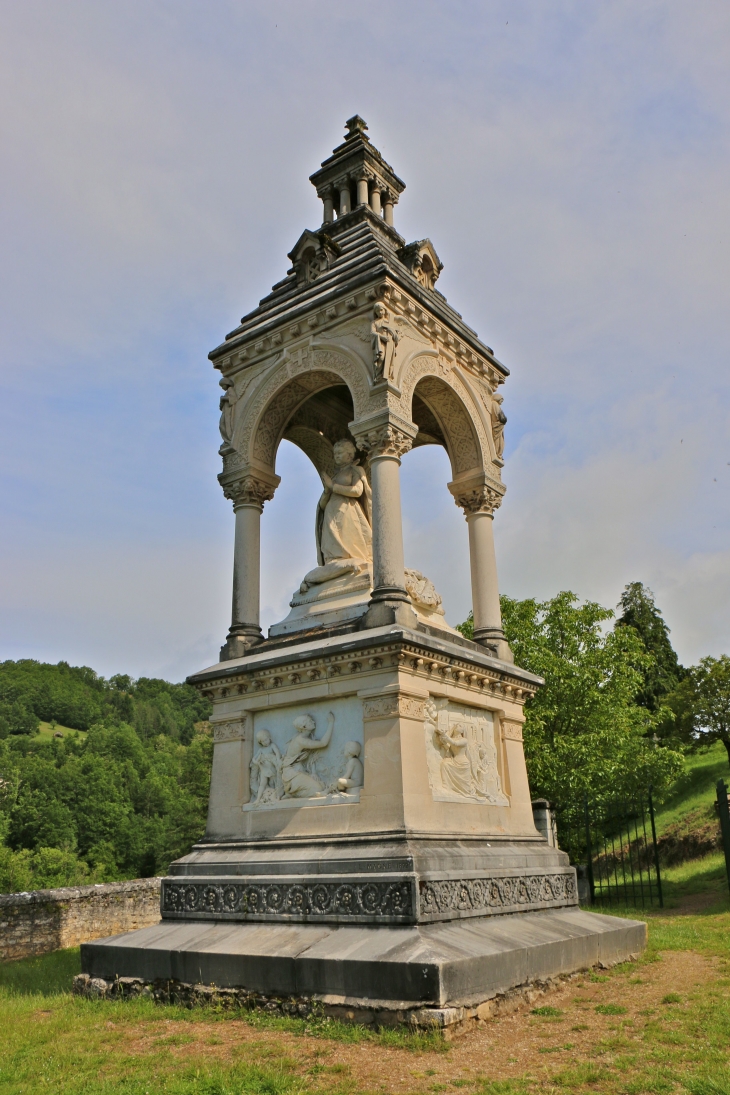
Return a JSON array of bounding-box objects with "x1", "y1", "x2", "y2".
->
[{"x1": 1, "y1": 1, "x2": 728, "y2": 680}]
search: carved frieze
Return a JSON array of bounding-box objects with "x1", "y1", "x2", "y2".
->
[
  {"x1": 212, "y1": 718, "x2": 248, "y2": 744},
  {"x1": 501, "y1": 719, "x2": 524, "y2": 742},
  {"x1": 419, "y1": 872, "x2": 577, "y2": 918},
  {"x1": 162, "y1": 879, "x2": 414, "y2": 921},
  {"x1": 362, "y1": 693, "x2": 425, "y2": 720}
]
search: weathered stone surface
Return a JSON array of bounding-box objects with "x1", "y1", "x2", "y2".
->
[
  {"x1": 0, "y1": 878, "x2": 161, "y2": 961},
  {"x1": 82, "y1": 906, "x2": 645, "y2": 1010}
]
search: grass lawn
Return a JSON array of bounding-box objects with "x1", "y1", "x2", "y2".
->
[
  {"x1": 2, "y1": 859, "x2": 730, "y2": 1095},
  {"x1": 653, "y1": 742, "x2": 728, "y2": 836},
  {"x1": 36, "y1": 721, "x2": 86, "y2": 741}
]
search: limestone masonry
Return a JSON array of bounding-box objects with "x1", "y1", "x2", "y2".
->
[
  {"x1": 0, "y1": 879, "x2": 160, "y2": 961},
  {"x1": 82, "y1": 117, "x2": 644, "y2": 1020}
]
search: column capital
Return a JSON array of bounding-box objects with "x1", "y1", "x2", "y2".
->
[
  {"x1": 354, "y1": 419, "x2": 417, "y2": 461},
  {"x1": 219, "y1": 471, "x2": 279, "y2": 510},
  {"x1": 449, "y1": 478, "x2": 505, "y2": 516}
]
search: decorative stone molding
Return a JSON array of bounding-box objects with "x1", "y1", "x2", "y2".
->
[
  {"x1": 162, "y1": 879, "x2": 414, "y2": 921},
  {"x1": 356, "y1": 423, "x2": 415, "y2": 460},
  {"x1": 419, "y1": 872, "x2": 577, "y2": 918},
  {"x1": 397, "y1": 239, "x2": 443, "y2": 290},
  {"x1": 501, "y1": 719, "x2": 524, "y2": 742},
  {"x1": 362, "y1": 694, "x2": 426, "y2": 720},
  {"x1": 219, "y1": 475, "x2": 278, "y2": 510},
  {"x1": 452, "y1": 483, "x2": 505, "y2": 516},
  {"x1": 212, "y1": 718, "x2": 248, "y2": 744}
]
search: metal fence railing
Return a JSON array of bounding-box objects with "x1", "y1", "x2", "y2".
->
[{"x1": 554, "y1": 791, "x2": 663, "y2": 909}]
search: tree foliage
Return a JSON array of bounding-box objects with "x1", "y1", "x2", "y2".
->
[
  {"x1": 687, "y1": 655, "x2": 730, "y2": 765},
  {"x1": 460, "y1": 591, "x2": 684, "y2": 809},
  {"x1": 0, "y1": 660, "x2": 213, "y2": 894},
  {"x1": 615, "y1": 582, "x2": 683, "y2": 712}
]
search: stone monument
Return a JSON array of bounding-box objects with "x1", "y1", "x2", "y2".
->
[{"x1": 83, "y1": 117, "x2": 644, "y2": 1025}]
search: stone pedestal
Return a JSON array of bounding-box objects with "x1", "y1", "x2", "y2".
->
[{"x1": 82, "y1": 625, "x2": 645, "y2": 1012}]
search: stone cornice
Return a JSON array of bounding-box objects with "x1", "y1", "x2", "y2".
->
[
  {"x1": 212, "y1": 274, "x2": 506, "y2": 392},
  {"x1": 187, "y1": 632, "x2": 542, "y2": 704}
]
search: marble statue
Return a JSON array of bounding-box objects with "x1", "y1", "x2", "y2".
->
[
  {"x1": 490, "y1": 391, "x2": 507, "y2": 459},
  {"x1": 299, "y1": 439, "x2": 372, "y2": 592},
  {"x1": 334, "y1": 741, "x2": 363, "y2": 793},
  {"x1": 371, "y1": 302, "x2": 399, "y2": 381},
  {"x1": 280, "y1": 711, "x2": 335, "y2": 798},
  {"x1": 250, "y1": 729, "x2": 282, "y2": 804},
  {"x1": 219, "y1": 378, "x2": 237, "y2": 444}
]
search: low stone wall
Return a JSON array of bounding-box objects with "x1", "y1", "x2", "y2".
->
[{"x1": 0, "y1": 878, "x2": 161, "y2": 961}]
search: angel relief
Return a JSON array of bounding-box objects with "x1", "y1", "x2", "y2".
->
[{"x1": 424, "y1": 699, "x2": 508, "y2": 805}]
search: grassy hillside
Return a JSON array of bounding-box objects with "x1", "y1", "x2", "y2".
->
[{"x1": 651, "y1": 743, "x2": 728, "y2": 867}]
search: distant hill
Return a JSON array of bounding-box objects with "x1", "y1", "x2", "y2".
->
[{"x1": 0, "y1": 660, "x2": 212, "y2": 894}]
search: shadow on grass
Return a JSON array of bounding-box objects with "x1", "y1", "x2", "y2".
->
[{"x1": 0, "y1": 946, "x2": 81, "y2": 996}]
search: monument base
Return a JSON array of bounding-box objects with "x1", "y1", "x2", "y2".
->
[{"x1": 81, "y1": 907, "x2": 645, "y2": 1013}]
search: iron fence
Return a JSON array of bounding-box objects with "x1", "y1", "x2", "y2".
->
[
  {"x1": 554, "y1": 790, "x2": 663, "y2": 909},
  {"x1": 716, "y1": 779, "x2": 730, "y2": 892}
]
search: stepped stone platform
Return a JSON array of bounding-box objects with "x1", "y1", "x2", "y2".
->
[{"x1": 81, "y1": 908, "x2": 645, "y2": 1017}]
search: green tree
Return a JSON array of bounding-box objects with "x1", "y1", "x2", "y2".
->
[
  {"x1": 462, "y1": 592, "x2": 683, "y2": 809},
  {"x1": 615, "y1": 582, "x2": 683, "y2": 712},
  {"x1": 690, "y1": 655, "x2": 730, "y2": 766}
]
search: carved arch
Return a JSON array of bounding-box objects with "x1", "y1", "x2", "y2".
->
[
  {"x1": 233, "y1": 347, "x2": 371, "y2": 474},
  {"x1": 401, "y1": 356, "x2": 487, "y2": 478}
]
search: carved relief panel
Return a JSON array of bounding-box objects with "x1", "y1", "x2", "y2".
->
[
  {"x1": 424, "y1": 698, "x2": 509, "y2": 806},
  {"x1": 245, "y1": 696, "x2": 364, "y2": 810}
]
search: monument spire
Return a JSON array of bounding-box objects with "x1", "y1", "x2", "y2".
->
[{"x1": 309, "y1": 115, "x2": 405, "y2": 227}]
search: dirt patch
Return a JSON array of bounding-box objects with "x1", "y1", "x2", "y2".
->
[{"x1": 112, "y1": 950, "x2": 718, "y2": 1093}]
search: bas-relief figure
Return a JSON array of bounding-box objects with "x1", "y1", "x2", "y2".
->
[
  {"x1": 218, "y1": 377, "x2": 237, "y2": 445},
  {"x1": 247, "y1": 708, "x2": 364, "y2": 808},
  {"x1": 299, "y1": 439, "x2": 372, "y2": 592},
  {"x1": 424, "y1": 698, "x2": 508, "y2": 805},
  {"x1": 371, "y1": 302, "x2": 399, "y2": 381},
  {"x1": 250, "y1": 729, "x2": 282, "y2": 804},
  {"x1": 490, "y1": 391, "x2": 507, "y2": 460}
]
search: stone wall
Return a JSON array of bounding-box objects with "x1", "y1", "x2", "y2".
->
[{"x1": 0, "y1": 878, "x2": 161, "y2": 961}]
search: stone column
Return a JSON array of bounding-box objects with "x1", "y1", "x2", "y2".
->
[
  {"x1": 370, "y1": 184, "x2": 382, "y2": 216},
  {"x1": 383, "y1": 194, "x2": 395, "y2": 226},
  {"x1": 338, "y1": 178, "x2": 351, "y2": 216},
  {"x1": 454, "y1": 484, "x2": 513, "y2": 662},
  {"x1": 322, "y1": 190, "x2": 335, "y2": 223},
  {"x1": 358, "y1": 423, "x2": 418, "y2": 630},
  {"x1": 356, "y1": 176, "x2": 369, "y2": 207},
  {"x1": 220, "y1": 475, "x2": 277, "y2": 661}
]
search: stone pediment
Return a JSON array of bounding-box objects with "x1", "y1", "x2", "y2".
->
[
  {"x1": 287, "y1": 230, "x2": 341, "y2": 288},
  {"x1": 397, "y1": 239, "x2": 444, "y2": 290}
]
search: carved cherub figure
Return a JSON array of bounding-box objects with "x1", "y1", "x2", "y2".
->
[
  {"x1": 250, "y1": 728, "x2": 282, "y2": 804},
  {"x1": 371, "y1": 302, "x2": 399, "y2": 381},
  {"x1": 335, "y1": 741, "x2": 363, "y2": 793}
]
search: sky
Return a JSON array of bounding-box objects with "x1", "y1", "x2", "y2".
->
[{"x1": 0, "y1": 0, "x2": 728, "y2": 681}]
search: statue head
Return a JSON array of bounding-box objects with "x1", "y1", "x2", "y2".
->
[
  {"x1": 293, "y1": 714, "x2": 316, "y2": 736},
  {"x1": 256, "y1": 728, "x2": 271, "y2": 747},
  {"x1": 373, "y1": 301, "x2": 387, "y2": 320},
  {"x1": 344, "y1": 741, "x2": 361, "y2": 758},
  {"x1": 333, "y1": 439, "x2": 356, "y2": 467}
]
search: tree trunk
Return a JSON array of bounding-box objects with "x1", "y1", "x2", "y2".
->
[{"x1": 723, "y1": 737, "x2": 730, "y2": 768}]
